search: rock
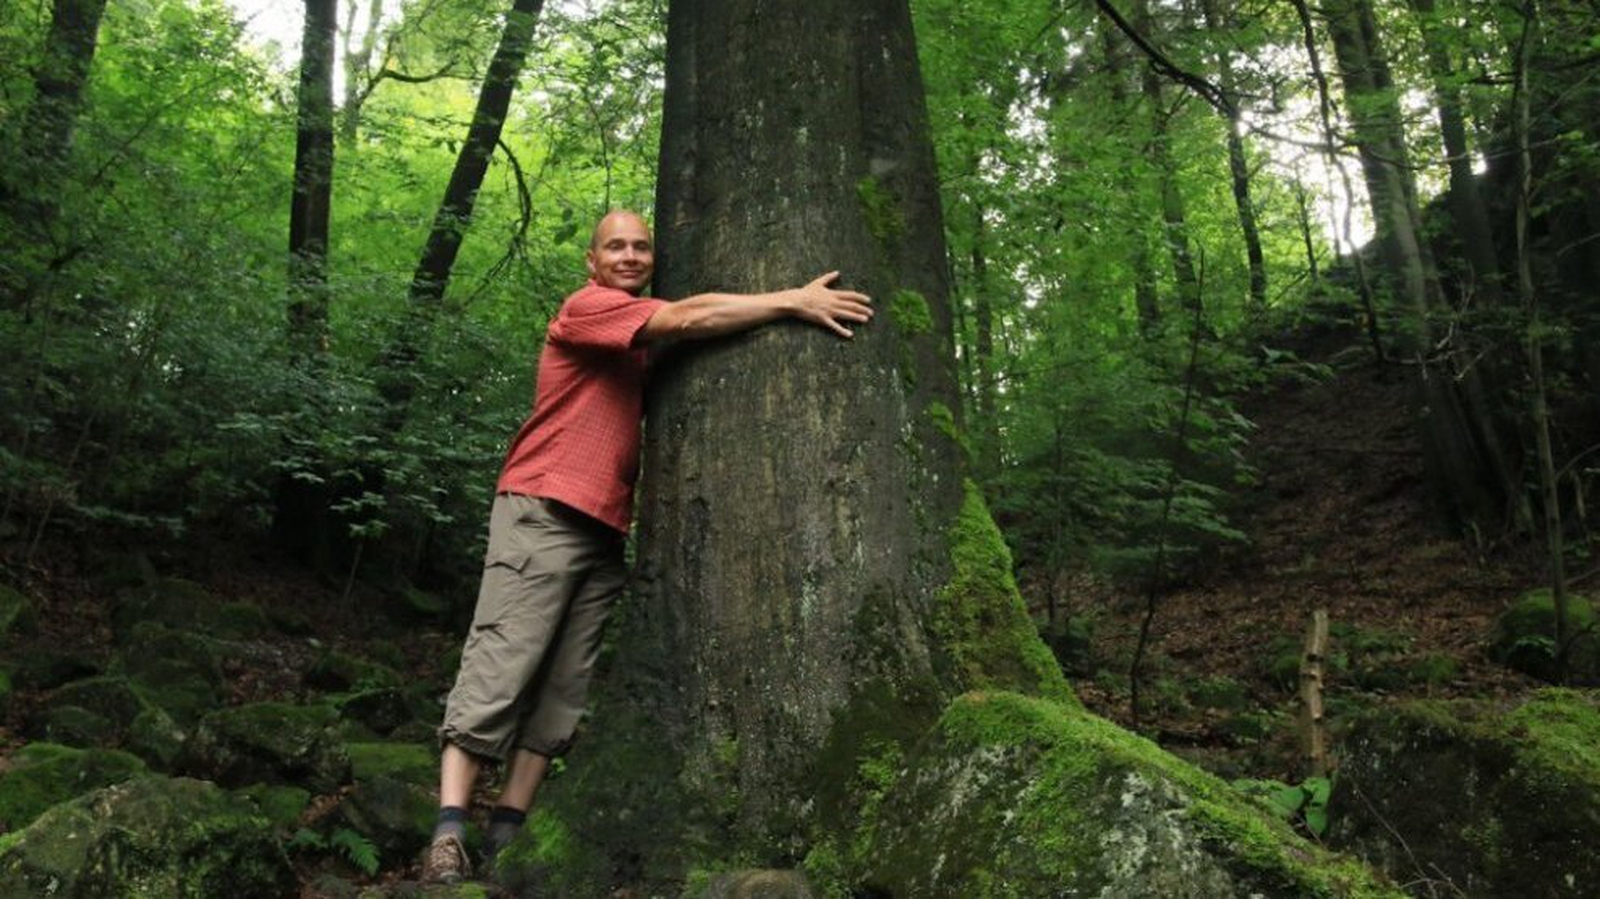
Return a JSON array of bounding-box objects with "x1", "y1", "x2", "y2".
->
[
  {"x1": 1328, "y1": 688, "x2": 1600, "y2": 897},
  {"x1": 0, "y1": 585, "x2": 34, "y2": 637},
  {"x1": 115, "y1": 622, "x2": 224, "y2": 722},
  {"x1": 39, "y1": 705, "x2": 119, "y2": 748},
  {"x1": 337, "y1": 774, "x2": 435, "y2": 864},
  {"x1": 0, "y1": 742, "x2": 146, "y2": 831},
  {"x1": 0, "y1": 776, "x2": 294, "y2": 897},
  {"x1": 697, "y1": 869, "x2": 817, "y2": 899},
  {"x1": 13, "y1": 649, "x2": 100, "y2": 691},
  {"x1": 183, "y1": 702, "x2": 350, "y2": 793},
  {"x1": 1488, "y1": 589, "x2": 1599, "y2": 684},
  {"x1": 126, "y1": 705, "x2": 187, "y2": 770},
  {"x1": 235, "y1": 783, "x2": 312, "y2": 830},
  {"x1": 305, "y1": 649, "x2": 403, "y2": 692},
  {"x1": 335, "y1": 687, "x2": 413, "y2": 735},
  {"x1": 852, "y1": 691, "x2": 1395, "y2": 898},
  {"x1": 46, "y1": 675, "x2": 144, "y2": 733},
  {"x1": 347, "y1": 741, "x2": 436, "y2": 786},
  {"x1": 110, "y1": 577, "x2": 274, "y2": 642}
]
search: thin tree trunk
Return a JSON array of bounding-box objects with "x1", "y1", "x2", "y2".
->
[
  {"x1": 339, "y1": 0, "x2": 384, "y2": 143},
  {"x1": 1408, "y1": 0, "x2": 1503, "y2": 306},
  {"x1": 1201, "y1": 0, "x2": 1267, "y2": 318},
  {"x1": 1096, "y1": 19, "x2": 1160, "y2": 331},
  {"x1": 273, "y1": 0, "x2": 339, "y2": 566},
  {"x1": 1, "y1": 0, "x2": 110, "y2": 309},
  {"x1": 1133, "y1": 0, "x2": 1200, "y2": 314},
  {"x1": 972, "y1": 205, "x2": 999, "y2": 476},
  {"x1": 381, "y1": 0, "x2": 547, "y2": 413}
]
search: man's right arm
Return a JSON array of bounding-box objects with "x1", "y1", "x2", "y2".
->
[{"x1": 635, "y1": 271, "x2": 872, "y2": 344}]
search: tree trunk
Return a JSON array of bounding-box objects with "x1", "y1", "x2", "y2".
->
[
  {"x1": 0, "y1": 0, "x2": 109, "y2": 309},
  {"x1": 1133, "y1": 0, "x2": 1200, "y2": 314},
  {"x1": 273, "y1": 0, "x2": 339, "y2": 566},
  {"x1": 1096, "y1": 20, "x2": 1161, "y2": 331},
  {"x1": 542, "y1": 0, "x2": 1068, "y2": 884},
  {"x1": 1408, "y1": 0, "x2": 1504, "y2": 306},
  {"x1": 1324, "y1": 0, "x2": 1516, "y2": 531},
  {"x1": 381, "y1": 0, "x2": 547, "y2": 413},
  {"x1": 971, "y1": 204, "x2": 1000, "y2": 476},
  {"x1": 339, "y1": 0, "x2": 384, "y2": 143},
  {"x1": 1201, "y1": 0, "x2": 1267, "y2": 318}
]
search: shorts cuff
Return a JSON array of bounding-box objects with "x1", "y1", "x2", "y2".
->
[{"x1": 439, "y1": 726, "x2": 509, "y2": 764}]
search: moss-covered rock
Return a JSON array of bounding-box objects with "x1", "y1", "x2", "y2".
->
[
  {"x1": 126, "y1": 704, "x2": 187, "y2": 770},
  {"x1": 346, "y1": 741, "x2": 436, "y2": 786},
  {"x1": 0, "y1": 776, "x2": 293, "y2": 897},
  {"x1": 0, "y1": 742, "x2": 146, "y2": 832},
  {"x1": 854, "y1": 692, "x2": 1396, "y2": 898},
  {"x1": 0, "y1": 585, "x2": 34, "y2": 637},
  {"x1": 183, "y1": 701, "x2": 350, "y2": 792},
  {"x1": 234, "y1": 783, "x2": 312, "y2": 831},
  {"x1": 935, "y1": 481, "x2": 1077, "y2": 706},
  {"x1": 12, "y1": 648, "x2": 99, "y2": 691},
  {"x1": 694, "y1": 868, "x2": 817, "y2": 898},
  {"x1": 337, "y1": 774, "x2": 435, "y2": 864},
  {"x1": 39, "y1": 705, "x2": 119, "y2": 748},
  {"x1": 1328, "y1": 689, "x2": 1600, "y2": 897},
  {"x1": 305, "y1": 649, "x2": 403, "y2": 692},
  {"x1": 1489, "y1": 590, "x2": 1599, "y2": 684},
  {"x1": 335, "y1": 687, "x2": 414, "y2": 735}
]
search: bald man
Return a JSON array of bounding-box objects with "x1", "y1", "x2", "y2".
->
[{"x1": 423, "y1": 210, "x2": 872, "y2": 883}]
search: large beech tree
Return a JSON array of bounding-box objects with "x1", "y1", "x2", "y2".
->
[{"x1": 528, "y1": 0, "x2": 1065, "y2": 886}]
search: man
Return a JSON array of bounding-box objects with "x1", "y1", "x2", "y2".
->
[{"x1": 423, "y1": 209, "x2": 872, "y2": 883}]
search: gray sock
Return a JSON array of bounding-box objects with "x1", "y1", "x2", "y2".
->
[
  {"x1": 433, "y1": 805, "x2": 468, "y2": 842},
  {"x1": 487, "y1": 805, "x2": 527, "y2": 855}
]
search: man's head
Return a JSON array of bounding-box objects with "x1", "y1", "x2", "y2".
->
[{"x1": 586, "y1": 210, "x2": 654, "y2": 295}]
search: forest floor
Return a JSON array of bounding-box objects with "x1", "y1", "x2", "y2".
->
[
  {"x1": 0, "y1": 323, "x2": 1568, "y2": 894},
  {"x1": 1064, "y1": 322, "x2": 1552, "y2": 782}
]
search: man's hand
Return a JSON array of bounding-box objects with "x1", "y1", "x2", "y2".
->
[{"x1": 786, "y1": 271, "x2": 873, "y2": 338}]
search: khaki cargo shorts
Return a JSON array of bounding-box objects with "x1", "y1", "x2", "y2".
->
[{"x1": 438, "y1": 493, "x2": 626, "y2": 761}]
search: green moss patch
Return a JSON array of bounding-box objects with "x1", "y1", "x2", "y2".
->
[
  {"x1": 1490, "y1": 589, "x2": 1598, "y2": 684},
  {"x1": 888, "y1": 289, "x2": 932, "y2": 335},
  {"x1": 183, "y1": 702, "x2": 350, "y2": 792},
  {"x1": 855, "y1": 692, "x2": 1396, "y2": 897},
  {"x1": 346, "y1": 741, "x2": 435, "y2": 786},
  {"x1": 855, "y1": 176, "x2": 904, "y2": 247},
  {"x1": 0, "y1": 742, "x2": 147, "y2": 831},
  {"x1": 935, "y1": 481, "x2": 1076, "y2": 706}
]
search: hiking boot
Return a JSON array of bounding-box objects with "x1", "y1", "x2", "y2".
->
[{"x1": 421, "y1": 832, "x2": 472, "y2": 884}]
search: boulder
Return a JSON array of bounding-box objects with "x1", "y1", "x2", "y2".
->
[
  {"x1": 1488, "y1": 590, "x2": 1599, "y2": 684},
  {"x1": 851, "y1": 692, "x2": 1396, "y2": 898},
  {"x1": 1328, "y1": 689, "x2": 1600, "y2": 897},
  {"x1": 0, "y1": 585, "x2": 33, "y2": 637},
  {"x1": 13, "y1": 649, "x2": 100, "y2": 691},
  {"x1": 183, "y1": 701, "x2": 350, "y2": 793},
  {"x1": 234, "y1": 783, "x2": 312, "y2": 831},
  {"x1": 0, "y1": 776, "x2": 293, "y2": 897},
  {"x1": 305, "y1": 649, "x2": 403, "y2": 692},
  {"x1": 347, "y1": 741, "x2": 437, "y2": 786},
  {"x1": 110, "y1": 577, "x2": 273, "y2": 642},
  {"x1": 125, "y1": 705, "x2": 187, "y2": 770},
  {"x1": 337, "y1": 774, "x2": 435, "y2": 864},
  {"x1": 0, "y1": 742, "x2": 145, "y2": 832},
  {"x1": 334, "y1": 687, "x2": 413, "y2": 735},
  {"x1": 39, "y1": 705, "x2": 119, "y2": 748}
]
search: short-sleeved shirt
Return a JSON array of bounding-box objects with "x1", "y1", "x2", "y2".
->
[{"x1": 495, "y1": 280, "x2": 668, "y2": 532}]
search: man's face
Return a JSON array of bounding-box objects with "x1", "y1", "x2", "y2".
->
[{"x1": 586, "y1": 213, "x2": 655, "y2": 295}]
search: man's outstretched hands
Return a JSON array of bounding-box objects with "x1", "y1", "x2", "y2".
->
[{"x1": 789, "y1": 271, "x2": 873, "y2": 338}]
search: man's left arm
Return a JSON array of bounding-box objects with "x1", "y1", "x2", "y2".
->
[{"x1": 634, "y1": 272, "x2": 872, "y2": 344}]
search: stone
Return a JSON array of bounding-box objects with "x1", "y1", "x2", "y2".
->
[
  {"x1": 39, "y1": 705, "x2": 119, "y2": 748},
  {"x1": 0, "y1": 742, "x2": 146, "y2": 832},
  {"x1": 1488, "y1": 589, "x2": 1599, "y2": 685},
  {"x1": 851, "y1": 692, "x2": 1396, "y2": 898},
  {"x1": 125, "y1": 705, "x2": 187, "y2": 770},
  {"x1": 347, "y1": 741, "x2": 436, "y2": 786},
  {"x1": 183, "y1": 702, "x2": 350, "y2": 793},
  {"x1": 47, "y1": 675, "x2": 144, "y2": 733},
  {"x1": 697, "y1": 869, "x2": 817, "y2": 899},
  {"x1": 1328, "y1": 688, "x2": 1600, "y2": 897},
  {"x1": 335, "y1": 687, "x2": 413, "y2": 735},
  {"x1": 13, "y1": 649, "x2": 100, "y2": 691},
  {"x1": 337, "y1": 774, "x2": 436, "y2": 864},
  {"x1": 0, "y1": 585, "x2": 34, "y2": 637},
  {"x1": 305, "y1": 649, "x2": 402, "y2": 692},
  {"x1": 0, "y1": 776, "x2": 293, "y2": 897},
  {"x1": 235, "y1": 783, "x2": 312, "y2": 831}
]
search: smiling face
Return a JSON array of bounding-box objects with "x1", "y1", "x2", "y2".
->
[{"x1": 585, "y1": 211, "x2": 655, "y2": 295}]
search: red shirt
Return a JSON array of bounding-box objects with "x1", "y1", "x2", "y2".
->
[{"x1": 496, "y1": 281, "x2": 667, "y2": 532}]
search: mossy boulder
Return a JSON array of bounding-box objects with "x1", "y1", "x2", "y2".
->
[
  {"x1": 336, "y1": 774, "x2": 436, "y2": 864},
  {"x1": 0, "y1": 776, "x2": 293, "y2": 897},
  {"x1": 182, "y1": 701, "x2": 350, "y2": 792},
  {"x1": 110, "y1": 578, "x2": 273, "y2": 642},
  {"x1": 853, "y1": 692, "x2": 1396, "y2": 898},
  {"x1": 39, "y1": 705, "x2": 120, "y2": 748},
  {"x1": 13, "y1": 649, "x2": 100, "y2": 691},
  {"x1": 1328, "y1": 689, "x2": 1600, "y2": 897},
  {"x1": 334, "y1": 687, "x2": 414, "y2": 735},
  {"x1": 305, "y1": 649, "x2": 403, "y2": 692},
  {"x1": 347, "y1": 741, "x2": 436, "y2": 785},
  {"x1": 695, "y1": 869, "x2": 817, "y2": 898},
  {"x1": 234, "y1": 783, "x2": 311, "y2": 831},
  {"x1": 1488, "y1": 590, "x2": 1599, "y2": 684},
  {"x1": 0, "y1": 742, "x2": 146, "y2": 832},
  {"x1": 126, "y1": 705, "x2": 187, "y2": 770},
  {"x1": 0, "y1": 585, "x2": 34, "y2": 637}
]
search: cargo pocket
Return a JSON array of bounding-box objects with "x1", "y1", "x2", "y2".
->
[{"x1": 471, "y1": 549, "x2": 534, "y2": 631}]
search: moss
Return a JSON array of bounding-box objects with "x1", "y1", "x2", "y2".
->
[
  {"x1": 234, "y1": 783, "x2": 311, "y2": 830},
  {"x1": 346, "y1": 741, "x2": 435, "y2": 786},
  {"x1": 923, "y1": 400, "x2": 962, "y2": 448},
  {"x1": 856, "y1": 692, "x2": 1397, "y2": 897},
  {"x1": 185, "y1": 702, "x2": 350, "y2": 792},
  {"x1": 305, "y1": 650, "x2": 403, "y2": 692},
  {"x1": 0, "y1": 584, "x2": 35, "y2": 636},
  {"x1": 935, "y1": 481, "x2": 1076, "y2": 707},
  {"x1": 0, "y1": 742, "x2": 147, "y2": 831},
  {"x1": 1490, "y1": 589, "x2": 1598, "y2": 683},
  {"x1": 494, "y1": 806, "x2": 608, "y2": 897},
  {"x1": 888, "y1": 289, "x2": 932, "y2": 335},
  {"x1": 855, "y1": 176, "x2": 904, "y2": 248}
]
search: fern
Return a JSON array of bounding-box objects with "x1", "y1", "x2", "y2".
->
[{"x1": 329, "y1": 827, "x2": 380, "y2": 876}]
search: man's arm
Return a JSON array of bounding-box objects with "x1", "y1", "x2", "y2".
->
[{"x1": 635, "y1": 271, "x2": 872, "y2": 344}]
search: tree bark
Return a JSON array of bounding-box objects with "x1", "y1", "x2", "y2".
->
[
  {"x1": 339, "y1": 0, "x2": 385, "y2": 143},
  {"x1": 1133, "y1": 0, "x2": 1200, "y2": 314},
  {"x1": 381, "y1": 0, "x2": 547, "y2": 413},
  {"x1": 542, "y1": 0, "x2": 1067, "y2": 884},
  {"x1": 0, "y1": 0, "x2": 109, "y2": 309},
  {"x1": 1201, "y1": 0, "x2": 1267, "y2": 318},
  {"x1": 273, "y1": 0, "x2": 339, "y2": 566}
]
